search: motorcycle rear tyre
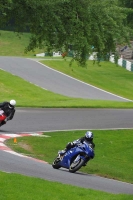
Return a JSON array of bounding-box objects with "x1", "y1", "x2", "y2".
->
[{"x1": 69, "y1": 158, "x2": 85, "y2": 173}]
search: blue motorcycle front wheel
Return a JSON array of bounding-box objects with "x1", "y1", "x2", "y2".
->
[
  {"x1": 52, "y1": 156, "x2": 61, "y2": 169},
  {"x1": 69, "y1": 158, "x2": 85, "y2": 173}
]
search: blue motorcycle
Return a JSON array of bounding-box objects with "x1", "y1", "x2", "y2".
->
[{"x1": 52, "y1": 141, "x2": 95, "y2": 173}]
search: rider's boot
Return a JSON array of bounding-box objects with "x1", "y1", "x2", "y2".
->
[{"x1": 0, "y1": 120, "x2": 6, "y2": 127}]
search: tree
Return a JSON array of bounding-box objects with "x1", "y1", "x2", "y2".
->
[
  {"x1": 1, "y1": 0, "x2": 132, "y2": 66},
  {"x1": 118, "y1": 0, "x2": 133, "y2": 29},
  {"x1": 119, "y1": 0, "x2": 133, "y2": 8}
]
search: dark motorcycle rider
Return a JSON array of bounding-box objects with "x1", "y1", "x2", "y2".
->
[
  {"x1": 60, "y1": 131, "x2": 95, "y2": 155},
  {"x1": 0, "y1": 99, "x2": 16, "y2": 126}
]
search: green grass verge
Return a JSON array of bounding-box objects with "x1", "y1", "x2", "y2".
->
[
  {"x1": 0, "y1": 30, "x2": 44, "y2": 57},
  {"x1": 1, "y1": 171, "x2": 132, "y2": 200},
  {"x1": 5, "y1": 129, "x2": 133, "y2": 184}
]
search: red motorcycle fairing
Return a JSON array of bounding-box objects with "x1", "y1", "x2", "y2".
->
[{"x1": 0, "y1": 110, "x2": 6, "y2": 122}]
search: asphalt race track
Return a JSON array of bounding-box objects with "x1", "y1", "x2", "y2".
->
[{"x1": 0, "y1": 57, "x2": 133, "y2": 194}]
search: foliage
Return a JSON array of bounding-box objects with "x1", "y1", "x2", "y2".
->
[
  {"x1": 120, "y1": 0, "x2": 133, "y2": 7},
  {"x1": 1, "y1": 0, "x2": 132, "y2": 65},
  {"x1": 118, "y1": 0, "x2": 133, "y2": 29}
]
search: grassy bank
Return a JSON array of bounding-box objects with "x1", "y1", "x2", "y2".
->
[
  {"x1": 5, "y1": 129, "x2": 133, "y2": 184},
  {"x1": 1, "y1": 171, "x2": 132, "y2": 200},
  {"x1": 0, "y1": 30, "x2": 44, "y2": 57}
]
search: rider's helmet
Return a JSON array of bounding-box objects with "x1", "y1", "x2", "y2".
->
[
  {"x1": 9, "y1": 99, "x2": 16, "y2": 107},
  {"x1": 85, "y1": 131, "x2": 93, "y2": 142}
]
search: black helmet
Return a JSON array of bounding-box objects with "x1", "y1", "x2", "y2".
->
[{"x1": 85, "y1": 131, "x2": 93, "y2": 141}]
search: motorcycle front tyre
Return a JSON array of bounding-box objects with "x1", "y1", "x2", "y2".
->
[
  {"x1": 69, "y1": 158, "x2": 85, "y2": 173},
  {"x1": 52, "y1": 156, "x2": 61, "y2": 169}
]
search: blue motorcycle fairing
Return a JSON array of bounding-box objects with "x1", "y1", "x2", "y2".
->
[{"x1": 58, "y1": 141, "x2": 94, "y2": 169}]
